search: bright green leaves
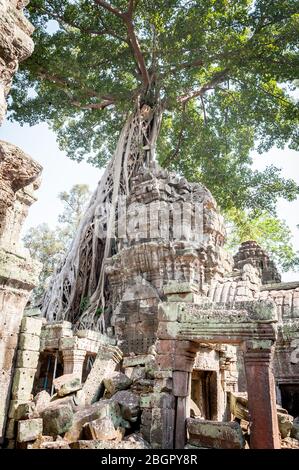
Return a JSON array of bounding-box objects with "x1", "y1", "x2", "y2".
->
[{"x1": 226, "y1": 208, "x2": 299, "y2": 271}]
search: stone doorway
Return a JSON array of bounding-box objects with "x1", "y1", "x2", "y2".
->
[
  {"x1": 280, "y1": 384, "x2": 299, "y2": 417},
  {"x1": 191, "y1": 370, "x2": 218, "y2": 420}
]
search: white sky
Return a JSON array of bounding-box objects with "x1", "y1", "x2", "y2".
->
[{"x1": 0, "y1": 119, "x2": 298, "y2": 282}]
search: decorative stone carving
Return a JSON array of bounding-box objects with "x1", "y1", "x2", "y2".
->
[{"x1": 0, "y1": 0, "x2": 34, "y2": 123}]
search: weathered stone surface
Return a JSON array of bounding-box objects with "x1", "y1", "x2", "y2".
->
[
  {"x1": 41, "y1": 402, "x2": 74, "y2": 436},
  {"x1": 0, "y1": 0, "x2": 34, "y2": 123},
  {"x1": 33, "y1": 390, "x2": 51, "y2": 414},
  {"x1": 71, "y1": 438, "x2": 150, "y2": 449},
  {"x1": 103, "y1": 372, "x2": 132, "y2": 396},
  {"x1": 124, "y1": 433, "x2": 151, "y2": 449},
  {"x1": 11, "y1": 367, "x2": 36, "y2": 400},
  {"x1": 16, "y1": 350, "x2": 39, "y2": 369},
  {"x1": 15, "y1": 401, "x2": 36, "y2": 420},
  {"x1": 278, "y1": 411, "x2": 293, "y2": 439},
  {"x1": 82, "y1": 345, "x2": 122, "y2": 404},
  {"x1": 83, "y1": 416, "x2": 125, "y2": 441},
  {"x1": 281, "y1": 437, "x2": 299, "y2": 449},
  {"x1": 187, "y1": 418, "x2": 245, "y2": 449},
  {"x1": 17, "y1": 418, "x2": 43, "y2": 443},
  {"x1": 110, "y1": 390, "x2": 140, "y2": 423},
  {"x1": 53, "y1": 374, "x2": 82, "y2": 397},
  {"x1": 64, "y1": 400, "x2": 122, "y2": 443},
  {"x1": 189, "y1": 399, "x2": 202, "y2": 418}
]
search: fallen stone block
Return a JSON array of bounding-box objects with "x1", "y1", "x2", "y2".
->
[
  {"x1": 103, "y1": 372, "x2": 132, "y2": 397},
  {"x1": 83, "y1": 416, "x2": 124, "y2": 441},
  {"x1": 124, "y1": 433, "x2": 151, "y2": 449},
  {"x1": 186, "y1": 418, "x2": 245, "y2": 449},
  {"x1": 41, "y1": 402, "x2": 74, "y2": 436},
  {"x1": 281, "y1": 437, "x2": 299, "y2": 449},
  {"x1": 278, "y1": 411, "x2": 293, "y2": 439},
  {"x1": 17, "y1": 418, "x2": 43, "y2": 443},
  {"x1": 15, "y1": 402, "x2": 36, "y2": 420},
  {"x1": 53, "y1": 374, "x2": 82, "y2": 397},
  {"x1": 83, "y1": 345, "x2": 122, "y2": 404},
  {"x1": 64, "y1": 399, "x2": 123, "y2": 443},
  {"x1": 26, "y1": 435, "x2": 53, "y2": 449},
  {"x1": 70, "y1": 439, "x2": 150, "y2": 449},
  {"x1": 34, "y1": 390, "x2": 51, "y2": 414},
  {"x1": 39, "y1": 441, "x2": 70, "y2": 449},
  {"x1": 110, "y1": 390, "x2": 140, "y2": 423}
]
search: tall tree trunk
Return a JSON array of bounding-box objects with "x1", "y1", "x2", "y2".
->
[{"x1": 42, "y1": 100, "x2": 163, "y2": 332}]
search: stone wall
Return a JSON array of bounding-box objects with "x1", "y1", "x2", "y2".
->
[
  {"x1": 0, "y1": 0, "x2": 41, "y2": 444},
  {"x1": 0, "y1": 0, "x2": 34, "y2": 123}
]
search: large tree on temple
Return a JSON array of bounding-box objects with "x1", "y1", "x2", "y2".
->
[{"x1": 9, "y1": 0, "x2": 299, "y2": 330}]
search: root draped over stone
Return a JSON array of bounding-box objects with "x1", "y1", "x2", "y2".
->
[{"x1": 42, "y1": 102, "x2": 163, "y2": 332}]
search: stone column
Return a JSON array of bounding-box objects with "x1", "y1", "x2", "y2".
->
[
  {"x1": 244, "y1": 340, "x2": 280, "y2": 449},
  {"x1": 62, "y1": 349, "x2": 86, "y2": 378},
  {"x1": 0, "y1": 0, "x2": 41, "y2": 444},
  {"x1": 151, "y1": 338, "x2": 198, "y2": 449}
]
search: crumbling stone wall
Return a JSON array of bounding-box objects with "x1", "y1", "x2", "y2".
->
[{"x1": 0, "y1": 0, "x2": 41, "y2": 444}]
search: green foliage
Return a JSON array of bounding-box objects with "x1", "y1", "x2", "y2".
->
[
  {"x1": 13, "y1": 1, "x2": 299, "y2": 271},
  {"x1": 23, "y1": 184, "x2": 91, "y2": 302},
  {"x1": 57, "y1": 183, "x2": 91, "y2": 244},
  {"x1": 226, "y1": 209, "x2": 299, "y2": 271}
]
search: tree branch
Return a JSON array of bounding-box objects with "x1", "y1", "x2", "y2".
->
[
  {"x1": 71, "y1": 99, "x2": 115, "y2": 110},
  {"x1": 94, "y1": 0, "x2": 149, "y2": 88},
  {"x1": 124, "y1": 19, "x2": 150, "y2": 88},
  {"x1": 178, "y1": 69, "x2": 229, "y2": 104},
  {"x1": 94, "y1": 0, "x2": 124, "y2": 18}
]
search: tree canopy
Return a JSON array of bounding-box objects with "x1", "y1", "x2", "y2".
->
[{"x1": 10, "y1": 0, "x2": 299, "y2": 266}]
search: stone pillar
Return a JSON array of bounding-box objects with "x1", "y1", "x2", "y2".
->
[
  {"x1": 0, "y1": 1, "x2": 41, "y2": 444},
  {"x1": 244, "y1": 340, "x2": 280, "y2": 449},
  {"x1": 62, "y1": 349, "x2": 86, "y2": 378},
  {"x1": 149, "y1": 338, "x2": 198, "y2": 449},
  {"x1": 5, "y1": 317, "x2": 42, "y2": 444}
]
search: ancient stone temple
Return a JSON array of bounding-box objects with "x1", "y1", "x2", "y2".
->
[
  {"x1": 1, "y1": 1, "x2": 299, "y2": 452},
  {"x1": 0, "y1": 0, "x2": 42, "y2": 444}
]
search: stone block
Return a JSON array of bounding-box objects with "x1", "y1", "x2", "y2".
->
[
  {"x1": 64, "y1": 400, "x2": 122, "y2": 443},
  {"x1": 103, "y1": 372, "x2": 132, "y2": 396},
  {"x1": 123, "y1": 354, "x2": 155, "y2": 368},
  {"x1": 18, "y1": 333, "x2": 40, "y2": 351},
  {"x1": 71, "y1": 439, "x2": 150, "y2": 449},
  {"x1": 41, "y1": 402, "x2": 74, "y2": 436},
  {"x1": 83, "y1": 416, "x2": 124, "y2": 441},
  {"x1": 16, "y1": 350, "x2": 39, "y2": 368},
  {"x1": 8, "y1": 400, "x2": 27, "y2": 419},
  {"x1": 11, "y1": 368, "x2": 36, "y2": 399},
  {"x1": 20, "y1": 317, "x2": 42, "y2": 336},
  {"x1": 15, "y1": 401, "x2": 36, "y2": 420},
  {"x1": 278, "y1": 411, "x2": 293, "y2": 439},
  {"x1": 33, "y1": 390, "x2": 51, "y2": 414},
  {"x1": 53, "y1": 374, "x2": 82, "y2": 397},
  {"x1": 110, "y1": 390, "x2": 140, "y2": 423},
  {"x1": 83, "y1": 346, "x2": 122, "y2": 404},
  {"x1": 186, "y1": 419, "x2": 245, "y2": 449},
  {"x1": 17, "y1": 418, "x2": 43, "y2": 443}
]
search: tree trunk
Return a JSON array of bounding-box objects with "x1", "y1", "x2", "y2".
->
[{"x1": 42, "y1": 101, "x2": 163, "y2": 332}]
